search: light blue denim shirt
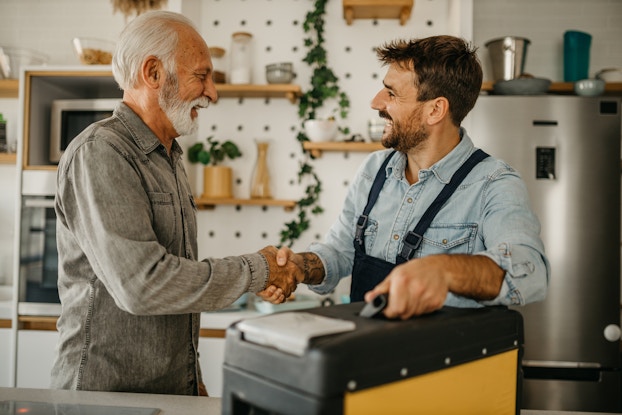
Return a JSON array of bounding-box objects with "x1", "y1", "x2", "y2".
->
[{"x1": 308, "y1": 130, "x2": 549, "y2": 307}]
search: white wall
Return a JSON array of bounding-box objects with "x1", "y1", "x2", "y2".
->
[{"x1": 474, "y1": 0, "x2": 622, "y2": 81}]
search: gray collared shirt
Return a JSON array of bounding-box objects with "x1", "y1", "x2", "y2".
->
[{"x1": 51, "y1": 102, "x2": 268, "y2": 395}]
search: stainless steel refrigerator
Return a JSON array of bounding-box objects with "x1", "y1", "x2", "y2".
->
[{"x1": 465, "y1": 95, "x2": 621, "y2": 412}]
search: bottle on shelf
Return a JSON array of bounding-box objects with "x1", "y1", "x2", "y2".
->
[{"x1": 250, "y1": 140, "x2": 271, "y2": 199}]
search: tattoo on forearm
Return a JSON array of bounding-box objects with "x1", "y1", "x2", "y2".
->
[{"x1": 301, "y1": 252, "x2": 325, "y2": 285}]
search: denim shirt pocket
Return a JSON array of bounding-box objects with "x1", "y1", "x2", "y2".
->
[
  {"x1": 416, "y1": 224, "x2": 478, "y2": 257},
  {"x1": 148, "y1": 191, "x2": 176, "y2": 249}
]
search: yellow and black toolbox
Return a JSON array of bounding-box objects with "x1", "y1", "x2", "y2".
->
[{"x1": 221, "y1": 303, "x2": 524, "y2": 415}]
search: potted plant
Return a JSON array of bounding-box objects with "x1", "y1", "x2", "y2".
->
[{"x1": 188, "y1": 136, "x2": 242, "y2": 199}]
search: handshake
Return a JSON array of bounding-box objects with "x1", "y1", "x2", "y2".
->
[{"x1": 257, "y1": 246, "x2": 325, "y2": 304}]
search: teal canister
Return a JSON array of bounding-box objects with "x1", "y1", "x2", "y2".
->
[
  {"x1": 0, "y1": 113, "x2": 6, "y2": 152},
  {"x1": 563, "y1": 30, "x2": 592, "y2": 82}
]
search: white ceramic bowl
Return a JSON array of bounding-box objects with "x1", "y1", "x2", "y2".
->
[
  {"x1": 304, "y1": 119, "x2": 338, "y2": 142},
  {"x1": 574, "y1": 78, "x2": 605, "y2": 97},
  {"x1": 368, "y1": 118, "x2": 386, "y2": 141},
  {"x1": 595, "y1": 68, "x2": 622, "y2": 83}
]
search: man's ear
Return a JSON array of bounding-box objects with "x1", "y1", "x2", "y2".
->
[
  {"x1": 425, "y1": 97, "x2": 449, "y2": 126},
  {"x1": 141, "y1": 56, "x2": 162, "y2": 89}
]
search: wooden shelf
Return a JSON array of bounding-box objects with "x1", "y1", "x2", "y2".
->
[
  {"x1": 195, "y1": 197, "x2": 297, "y2": 211},
  {"x1": 481, "y1": 81, "x2": 622, "y2": 94},
  {"x1": 0, "y1": 79, "x2": 19, "y2": 98},
  {"x1": 0, "y1": 79, "x2": 302, "y2": 102},
  {"x1": 343, "y1": 0, "x2": 414, "y2": 26},
  {"x1": 18, "y1": 315, "x2": 58, "y2": 331},
  {"x1": 214, "y1": 83, "x2": 301, "y2": 103},
  {"x1": 0, "y1": 152, "x2": 17, "y2": 164},
  {"x1": 303, "y1": 141, "x2": 383, "y2": 157}
]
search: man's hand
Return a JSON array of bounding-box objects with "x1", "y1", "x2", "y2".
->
[
  {"x1": 364, "y1": 256, "x2": 448, "y2": 320},
  {"x1": 364, "y1": 254, "x2": 504, "y2": 320},
  {"x1": 258, "y1": 246, "x2": 303, "y2": 302},
  {"x1": 276, "y1": 247, "x2": 325, "y2": 285}
]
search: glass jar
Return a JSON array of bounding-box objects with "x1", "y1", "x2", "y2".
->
[
  {"x1": 208, "y1": 46, "x2": 226, "y2": 83},
  {"x1": 230, "y1": 32, "x2": 253, "y2": 84}
]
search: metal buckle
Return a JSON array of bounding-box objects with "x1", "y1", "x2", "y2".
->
[
  {"x1": 399, "y1": 231, "x2": 422, "y2": 261},
  {"x1": 355, "y1": 215, "x2": 368, "y2": 246}
]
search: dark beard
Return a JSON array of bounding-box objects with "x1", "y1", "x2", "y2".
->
[{"x1": 379, "y1": 107, "x2": 429, "y2": 153}]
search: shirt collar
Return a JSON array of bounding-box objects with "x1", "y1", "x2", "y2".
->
[
  {"x1": 386, "y1": 128, "x2": 476, "y2": 184},
  {"x1": 114, "y1": 102, "x2": 183, "y2": 158}
]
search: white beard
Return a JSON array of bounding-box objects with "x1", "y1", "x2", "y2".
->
[{"x1": 159, "y1": 74, "x2": 210, "y2": 137}]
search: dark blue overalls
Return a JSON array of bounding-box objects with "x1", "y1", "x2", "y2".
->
[{"x1": 350, "y1": 149, "x2": 489, "y2": 302}]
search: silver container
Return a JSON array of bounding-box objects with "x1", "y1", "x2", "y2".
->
[
  {"x1": 485, "y1": 36, "x2": 530, "y2": 81},
  {"x1": 266, "y1": 62, "x2": 294, "y2": 84}
]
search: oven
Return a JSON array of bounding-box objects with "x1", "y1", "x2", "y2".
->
[{"x1": 18, "y1": 195, "x2": 60, "y2": 315}]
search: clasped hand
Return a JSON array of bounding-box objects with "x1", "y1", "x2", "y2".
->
[{"x1": 257, "y1": 246, "x2": 303, "y2": 304}]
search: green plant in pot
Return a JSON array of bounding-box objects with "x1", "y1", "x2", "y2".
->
[{"x1": 188, "y1": 136, "x2": 242, "y2": 199}]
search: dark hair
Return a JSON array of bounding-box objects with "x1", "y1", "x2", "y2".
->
[{"x1": 376, "y1": 35, "x2": 482, "y2": 126}]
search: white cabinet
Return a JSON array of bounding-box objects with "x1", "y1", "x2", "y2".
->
[
  {"x1": 16, "y1": 330, "x2": 58, "y2": 388},
  {"x1": 198, "y1": 337, "x2": 226, "y2": 397},
  {"x1": 0, "y1": 328, "x2": 12, "y2": 387}
]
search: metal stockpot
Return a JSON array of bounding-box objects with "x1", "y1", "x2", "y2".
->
[{"x1": 485, "y1": 36, "x2": 530, "y2": 81}]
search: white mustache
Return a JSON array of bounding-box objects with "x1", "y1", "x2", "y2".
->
[{"x1": 192, "y1": 97, "x2": 211, "y2": 109}]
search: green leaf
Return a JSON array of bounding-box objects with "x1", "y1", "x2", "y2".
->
[{"x1": 197, "y1": 150, "x2": 211, "y2": 165}]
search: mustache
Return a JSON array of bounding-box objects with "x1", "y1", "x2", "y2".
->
[
  {"x1": 378, "y1": 111, "x2": 391, "y2": 121},
  {"x1": 192, "y1": 97, "x2": 211, "y2": 109}
]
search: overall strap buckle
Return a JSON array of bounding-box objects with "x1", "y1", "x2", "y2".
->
[
  {"x1": 355, "y1": 215, "x2": 368, "y2": 246},
  {"x1": 398, "y1": 231, "x2": 423, "y2": 263}
]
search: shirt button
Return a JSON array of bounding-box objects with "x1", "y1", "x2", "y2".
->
[
  {"x1": 407, "y1": 197, "x2": 413, "y2": 203},
  {"x1": 442, "y1": 239, "x2": 448, "y2": 244},
  {"x1": 393, "y1": 234, "x2": 400, "y2": 240}
]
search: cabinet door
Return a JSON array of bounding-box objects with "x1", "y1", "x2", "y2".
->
[
  {"x1": 0, "y1": 328, "x2": 12, "y2": 387},
  {"x1": 16, "y1": 330, "x2": 59, "y2": 388},
  {"x1": 198, "y1": 337, "x2": 226, "y2": 398}
]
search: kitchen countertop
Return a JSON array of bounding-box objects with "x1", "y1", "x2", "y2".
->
[{"x1": 0, "y1": 387, "x2": 617, "y2": 415}]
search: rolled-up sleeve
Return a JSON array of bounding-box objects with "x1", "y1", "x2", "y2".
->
[{"x1": 476, "y1": 168, "x2": 550, "y2": 306}]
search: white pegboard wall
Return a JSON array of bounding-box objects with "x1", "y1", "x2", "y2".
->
[{"x1": 194, "y1": 0, "x2": 462, "y2": 260}]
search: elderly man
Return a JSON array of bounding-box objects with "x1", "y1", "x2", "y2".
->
[{"x1": 51, "y1": 11, "x2": 297, "y2": 395}]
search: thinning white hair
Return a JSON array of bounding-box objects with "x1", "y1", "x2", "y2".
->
[{"x1": 112, "y1": 11, "x2": 198, "y2": 90}]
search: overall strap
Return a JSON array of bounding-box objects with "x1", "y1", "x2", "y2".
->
[
  {"x1": 397, "y1": 149, "x2": 490, "y2": 264},
  {"x1": 354, "y1": 151, "x2": 397, "y2": 250}
]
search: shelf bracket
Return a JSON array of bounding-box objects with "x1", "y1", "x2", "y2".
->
[
  {"x1": 285, "y1": 91, "x2": 297, "y2": 104},
  {"x1": 399, "y1": 6, "x2": 411, "y2": 25},
  {"x1": 344, "y1": 6, "x2": 354, "y2": 25}
]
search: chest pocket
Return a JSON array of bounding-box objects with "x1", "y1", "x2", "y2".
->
[
  {"x1": 415, "y1": 224, "x2": 478, "y2": 258},
  {"x1": 148, "y1": 191, "x2": 176, "y2": 250},
  {"x1": 361, "y1": 217, "x2": 379, "y2": 253}
]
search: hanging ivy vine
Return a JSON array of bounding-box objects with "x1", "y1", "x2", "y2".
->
[{"x1": 279, "y1": 0, "x2": 351, "y2": 247}]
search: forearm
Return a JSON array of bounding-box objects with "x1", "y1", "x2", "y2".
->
[
  {"x1": 441, "y1": 254, "x2": 504, "y2": 300},
  {"x1": 298, "y1": 252, "x2": 326, "y2": 285}
]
